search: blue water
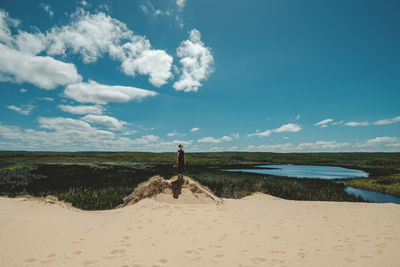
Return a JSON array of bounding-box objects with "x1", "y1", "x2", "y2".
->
[
  {"x1": 224, "y1": 164, "x2": 400, "y2": 204},
  {"x1": 345, "y1": 187, "x2": 400, "y2": 204},
  {"x1": 225, "y1": 164, "x2": 369, "y2": 179}
]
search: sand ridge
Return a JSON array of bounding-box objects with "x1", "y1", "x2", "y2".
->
[
  {"x1": 118, "y1": 175, "x2": 224, "y2": 206},
  {"x1": 1, "y1": 176, "x2": 400, "y2": 267}
]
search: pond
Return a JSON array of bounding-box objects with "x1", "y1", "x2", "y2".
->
[
  {"x1": 224, "y1": 164, "x2": 369, "y2": 179},
  {"x1": 224, "y1": 164, "x2": 400, "y2": 204}
]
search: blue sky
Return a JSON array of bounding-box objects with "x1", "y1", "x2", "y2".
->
[{"x1": 0, "y1": 0, "x2": 399, "y2": 152}]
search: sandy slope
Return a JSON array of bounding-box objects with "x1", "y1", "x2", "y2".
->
[{"x1": 1, "y1": 176, "x2": 400, "y2": 267}]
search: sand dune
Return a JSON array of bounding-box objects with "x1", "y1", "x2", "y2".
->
[{"x1": 1, "y1": 176, "x2": 400, "y2": 267}]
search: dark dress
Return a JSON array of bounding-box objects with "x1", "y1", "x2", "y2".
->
[{"x1": 177, "y1": 150, "x2": 185, "y2": 174}]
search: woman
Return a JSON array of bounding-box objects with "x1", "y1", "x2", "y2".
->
[{"x1": 175, "y1": 144, "x2": 186, "y2": 180}]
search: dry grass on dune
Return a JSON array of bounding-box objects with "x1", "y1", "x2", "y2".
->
[{"x1": 117, "y1": 175, "x2": 224, "y2": 207}]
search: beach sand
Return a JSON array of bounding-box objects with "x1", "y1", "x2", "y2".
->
[{"x1": 1, "y1": 176, "x2": 400, "y2": 267}]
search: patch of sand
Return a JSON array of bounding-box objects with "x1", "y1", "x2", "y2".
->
[{"x1": 1, "y1": 176, "x2": 400, "y2": 267}]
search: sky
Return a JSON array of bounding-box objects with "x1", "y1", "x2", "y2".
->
[{"x1": 0, "y1": 0, "x2": 399, "y2": 152}]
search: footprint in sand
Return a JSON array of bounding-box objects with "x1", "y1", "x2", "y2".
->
[
  {"x1": 158, "y1": 258, "x2": 168, "y2": 264},
  {"x1": 110, "y1": 249, "x2": 125, "y2": 255},
  {"x1": 298, "y1": 252, "x2": 306, "y2": 258},
  {"x1": 123, "y1": 235, "x2": 130, "y2": 240},
  {"x1": 270, "y1": 250, "x2": 286, "y2": 254},
  {"x1": 24, "y1": 258, "x2": 36, "y2": 263},
  {"x1": 73, "y1": 251, "x2": 83, "y2": 255},
  {"x1": 251, "y1": 257, "x2": 266, "y2": 264},
  {"x1": 185, "y1": 249, "x2": 194, "y2": 254},
  {"x1": 345, "y1": 257, "x2": 356, "y2": 263},
  {"x1": 82, "y1": 259, "x2": 98, "y2": 265}
]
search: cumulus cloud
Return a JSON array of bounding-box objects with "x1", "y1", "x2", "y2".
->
[
  {"x1": 63, "y1": 80, "x2": 157, "y2": 105},
  {"x1": 198, "y1": 135, "x2": 232, "y2": 143},
  {"x1": 0, "y1": 43, "x2": 81, "y2": 89},
  {"x1": 7, "y1": 104, "x2": 35, "y2": 115},
  {"x1": 173, "y1": 29, "x2": 214, "y2": 92},
  {"x1": 44, "y1": 8, "x2": 173, "y2": 87},
  {"x1": 58, "y1": 104, "x2": 104, "y2": 115},
  {"x1": 81, "y1": 114, "x2": 127, "y2": 130},
  {"x1": 248, "y1": 123, "x2": 301, "y2": 137},
  {"x1": 0, "y1": 10, "x2": 82, "y2": 89},
  {"x1": 190, "y1": 127, "x2": 199, "y2": 132}
]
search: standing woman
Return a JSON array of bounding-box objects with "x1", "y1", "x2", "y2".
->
[{"x1": 176, "y1": 144, "x2": 186, "y2": 180}]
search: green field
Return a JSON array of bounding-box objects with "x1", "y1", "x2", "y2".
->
[{"x1": 1, "y1": 151, "x2": 399, "y2": 210}]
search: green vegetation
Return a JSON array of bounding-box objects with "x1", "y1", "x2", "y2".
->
[
  {"x1": 0, "y1": 151, "x2": 399, "y2": 210},
  {"x1": 344, "y1": 174, "x2": 400, "y2": 197}
]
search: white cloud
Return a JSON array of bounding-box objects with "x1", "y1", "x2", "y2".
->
[
  {"x1": 36, "y1": 97, "x2": 54, "y2": 101},
  {"x1": 38, "y1": 116, "x2": 92, "y2": 131},
  {"x1": 343, "y1": 116, "x2": 400, "y2": 127},
  {"x1": 190, "y1": 127, "x2": 199, "y2": 132},
  {"x1": 373, "y1": 116, "x2": 400, "y2": 126},
  {"x1": 15, "y1": 31, "x2": 47, "y2": 55},
  {"x1": 247, "y1": 123, "x2": 301, "y2": 137},
  {"x1": 0, "y1": 9, "x2": 20, "y2": 45},
  {"x1": 20, "y1": 88, "x2": 27, "y2": 93},
  {"x1": 131, "y1": 134, "x2": 160, "y2": 145},
  {"x1": 121, "y1": 49, "x2": 173, "y2": 87},
  {"x1": 40, "y1": 3, "x2": 54, "y2": 17},
  {"x1": 247, "y1": 129, "x2": 271, "y2": 137},
  {"x1": 7, "y1": 104, "x2": 35, "y2": 115},
  {"x1": 167, "y1": 130, "x2": 186, "y2": 137},
  {"x1": 356, "y1": 136, "x2": 400, "y2": 148},
  {"x1": 198, "y1": 135, "x2": 232, "y2": 143},
  {"x1": 0, "y1": 118, "x2": 124, "y2": 151},
  {"x1": 173, "y1": 29, "x2": 214, "y2": 92},
  {"x1": 0, "y1": 43, "x2": 81, "y2": 89},
  {"x1": 44, "y1": 8, "x2": 173, "y2": 87},
  {"x1": 344, "y1": 121, "x2": 369, "y2": 127},
  {"x1": 314, "y1": 118, "x2": 333, "y2": 127},
  {"x1": 273, "y1": 123, "x2": 301, "y2": 133},
  {"x1": 63, "y1": 80, "x2": 157, "y2": 105},
  {"x1": 246, "y1": 141, "x2": 350, "y2": 152},
  {"x1": 176, "y1": 0, "x2": 186, "y2": 10},
  {"x1": 58, "y1": 104, "x2": 104, "y2": 115},
  {"x1": 81, "y1": 114, "x2": 127, "y2": 130},
  {"x1": 297, "y1": 141, "x2": 350, "y2": 150}
]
